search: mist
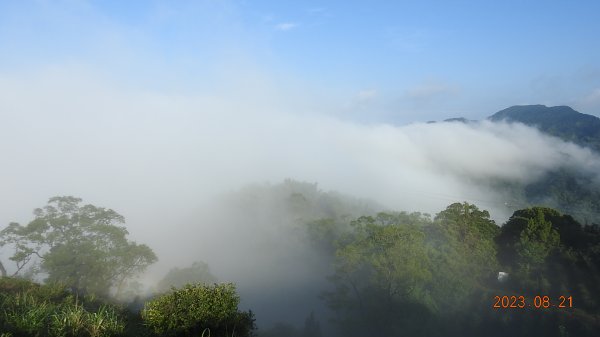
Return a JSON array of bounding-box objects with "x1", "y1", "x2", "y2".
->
[{"x1": 2, "y1": 66, "x2": 600, "y2": 328}]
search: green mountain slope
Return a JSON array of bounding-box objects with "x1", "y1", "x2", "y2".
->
[
  {"x1": 485, "y1": 105, "x2": 600, "y2": 224},
  {"x1": 489, "y1": 104, "x2": 600, "y2": 152}
]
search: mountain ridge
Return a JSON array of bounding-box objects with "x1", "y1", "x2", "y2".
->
[
  {"x1": 441, "y1": 104, "x2": 600, "y2": 153},
  {"x1": 439, "y1": 104, "x2": 600, "y2": 224},
  {"x1": 488, "y1": 104, "x2": 600, "y2": 152}
]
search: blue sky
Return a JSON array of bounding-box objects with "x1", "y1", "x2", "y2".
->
[{"x1": 1, "y1": 0, "x2": 600, "y2": 122}]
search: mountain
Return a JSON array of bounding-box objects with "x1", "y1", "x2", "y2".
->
[
  {"x1": 484, "y1": 105, "x2": 600, "y2": 224},
  {"x1": 488, "y1": 105, "x2": 600, "y2": 152},
  {"x1": 443, "y1": 117, "x2": 475, "y2": 123}
]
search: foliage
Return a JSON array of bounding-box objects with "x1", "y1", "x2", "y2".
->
[
  {"x1": 316, "y1": 202, "x2": 600, "y2": 336},
  {"x1": 231, "y1": 179, "x2": 380, "y2": 230},
  {"x1": 321, "y1": 212, "x2": 435, "y2": 336},
  {"x1": 0, "y1": 277, "x2": 126, "y2": 337},
  {"x1": 488, "y1": 105, "x2": 600, "y2": 223},
  {"x1": 497, "y1": 207, "x2": 600, "y2": 310},
  {"x1": 156, "y1": 261, "x2": 217, "y2": 293},
  {"x1": 523, "y1": 168, "x2": 600, "y2": 225},
  {"x1": 0, "y1": 196, "x2": 157, "y2": 297},
  {"x1": 426, "y1": 202, "x2": 500, "y2": 308},
  {"x1": 515, "y1": 209, "x2": 560, "y2": 276},
  {"x1": 142, "y1": 283, "x2": 255, "y2": 337}
]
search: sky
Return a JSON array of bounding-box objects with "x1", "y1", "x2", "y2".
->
[
  {"x1": 1, "y1": 0, "x2": 600, "y2": 122},
  {"x1": 2, "y1": 0, "x2": 600, "y2": 326}
]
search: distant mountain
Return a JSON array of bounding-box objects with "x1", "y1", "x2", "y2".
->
[
  {"x1": 443, "y1": 117, "x2": 475, "y2": 123},
  {"x1": 484, "y1": 105, "x2": 600, "y2": 224},
  {"x1": 424, "y1": 105, "x2": 600, "y2": 224},
  {"x1": 488, "y1": 105, "x2": 600, "y2": 152}
]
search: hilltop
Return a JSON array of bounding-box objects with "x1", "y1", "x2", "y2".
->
[{"x1": 488, "y1": 105, "x2": 600, "y2": 152}]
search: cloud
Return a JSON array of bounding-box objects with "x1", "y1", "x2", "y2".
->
[
  {"x1": 2, "y1": 66, "x2": 597, "y2": 227},
  {"x1": 275, "y1": 22, "x2": 298, "y2": 31},
  {"x1": 4, "y1": 0, "x2": 600, "y2": 330},
  {"x1": 3, "y1": 65, "x2": 600, "y2": 326}
]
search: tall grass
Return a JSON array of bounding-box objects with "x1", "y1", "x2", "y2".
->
[{"x1": 0, "y1": 278, "x2": 125, "y2": 337}]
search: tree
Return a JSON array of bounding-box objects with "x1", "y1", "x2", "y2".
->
[
  {"x1": 515, "y1": 209, "x2": 560, "y2": 277},
  {"x1": 496, "y1": 207, "x2": 565, "y2": 294},
  {"x1": 430, "y1": 202, "x2": 500, "y2": 280},
  {"x1": 156, "y1": 261, "x2": 218, "y2": 293},
  {"x1": 323, "y1": 212, "x2": 433, "y2": 336},
  {"x1": 0, "y1": 196, "x2": 157, "y2": 297},
  {"x1": 424, "y1": 202, "x2": 500, "y2": 312}
]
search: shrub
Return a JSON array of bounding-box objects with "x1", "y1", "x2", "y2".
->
[
  {"x1": 142, "y1": 283, "x2": 255, "y2": 337},
  {"x1": 0, "y1": 277, "x2": 125, "y2": 337}
]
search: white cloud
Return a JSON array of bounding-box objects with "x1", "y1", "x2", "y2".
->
[{"x1": 275, "y1": 22, "x2": 298, "y2": 31}]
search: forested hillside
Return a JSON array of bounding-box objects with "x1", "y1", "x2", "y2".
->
[
  {"x1": 1, "y1": 183, "x2": 600, "y2": 336},
  {"x1": 441, "y1": 105, "x2": 600, "y2": 225}
]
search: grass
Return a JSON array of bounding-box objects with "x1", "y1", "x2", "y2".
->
[{"x1": 0, "y1": 278, "x2": 126, "y2": 337}]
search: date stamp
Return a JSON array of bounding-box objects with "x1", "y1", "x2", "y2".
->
[{"x1": 493, "y1": 295, "x2": 573, "y2": 309}]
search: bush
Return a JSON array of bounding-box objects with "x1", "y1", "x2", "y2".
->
[
  {"x1": 0, "y1": 277, "x2": 126, "y2": 337},
  {"x1": 142, "y1": 283, "x2": 255, "y2": 337}
]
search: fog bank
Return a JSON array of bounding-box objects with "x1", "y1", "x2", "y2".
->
[{"x1": 2, "y1": 67, "x2": 599, "y2": 326}]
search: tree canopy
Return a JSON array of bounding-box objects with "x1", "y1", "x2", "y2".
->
[
  {"x1": 0, "y1": 196, "x2": 157, "y2": 297},
  {"x1": 311, "y1": 202, "x2": 600, "y2": 337}
]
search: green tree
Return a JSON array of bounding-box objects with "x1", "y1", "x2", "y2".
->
[
  {"x1": 0, "y1": 196, "x2": 157, "y2": 297},
  {"x1": 425, "y1": 203, "x2": 500, "y2": 309},
  {"x1": 515, "y1": 209, "x2": 560, "y2": 277},
  {"x1": 323, "y1": 212, "x2": 433, "y2": 336},
  {"x1": 431, "y1": 202, "x2": 500, "y2": 275},
  {"x1": 496, "y1": 207, "x2": 562, "y2": 290}
]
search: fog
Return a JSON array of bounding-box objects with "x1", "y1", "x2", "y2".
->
[{"x1": 1, "y1": 66, "x2": 600, "y2": 327}]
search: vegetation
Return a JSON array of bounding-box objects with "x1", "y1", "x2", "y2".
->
[
  {"x1": 523, "y1": 167, "x2": 600, "y2": 225},
  {"x1": 142, "y1": 283, "x2": 255, "y2": 337},
  {"x1": 308, "y1": 201, "x2": 600, "y2": 337},
  {"x1": 472, "y1": 105, "x2": 600, "y2": 224},
  {"x1": 488, "y1": 104, "x2": 600, "y2": 153},
  {"x1": 0, "y1": 196, "x2": 157, "y2": 297},
  {"x1": 0, "y1": 277, "x2": 126, "y2": 337},
  {"x1": 1, "y1": 190, "x2": 599, "y2": 336},
  {"x1": 0, "y1": 277, "x2": 257, "y2": 337}
]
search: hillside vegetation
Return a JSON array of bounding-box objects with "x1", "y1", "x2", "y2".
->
[{"x1": 1, "y1": 180, "x2": 599, "y2": 336}]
